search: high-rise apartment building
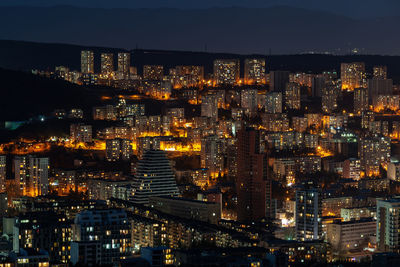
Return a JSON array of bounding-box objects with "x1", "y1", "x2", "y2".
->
[
  {"x1": 213, "y1": 59, "x2": 240, "y2": 85},
  {"x1": 14, "y1": 156, "x2": 49, "y2": 196},
  {"x1": 373, "y1": 66, "x2": 388, "y2": 80},
  {"x1": 70, "y1": 124, "x2": 92, "y2": 143},
  {"x1": 71, "y1": 209, "x2": 131, "y2": 265},
  {"x1": 143, "y1": 65, "x2": 164, "y2": 80},
  {"x1": 171, "y1": 66, "x2": 204, "y2": 88},
  {"x1": 295, "y1": 182, "x2": 322, "y2": 241},
  {"x1": 322, "y1": 83, "x2": 340, "y2": 113},
  {"x1": 14, "y1": 212, "x2": 72, "y2": 264},
  {"x1": 240, "y1": 89, "x2": 258, "y2": 115},
  {"x1": 236, "y1": 128, "x2": 271, "y2": 222},
  {"x1": 117, "y1": 52, "x2": 130, "y2": 76},
  {"x1": 285, "y1": 82, "x2": 301, "y2": 110},
  {"x1": 0, "y1": 155, "x2": 5, "y2": 192},
  {"x1": 81, "y1": 50, "x2": 94, "y2": 74},
  {"x1": 106, "y1": 139, "x2": 132, "y2": 161},
  {"x1": 341, "y1": 62, "x2": 366, "y2": 91},
  {"x1": 343, "y1": 158, "x2": 361, "y2": 180},
  {"x1": 265, "y1": 92, "x2": 282, "y2": 113},
  {"x1": 100, "y1": 53, "x2": 114, "y2": 75},
  {"x1": 354, "y1": 87, "x2": 369, "y2": 115},
  {"x1": 201, "y1": 94, "x2": 218, "y2": 121},
  {"x1": 359, "y1": 136, "x2": 391, "y2": 177},
  {"x1": 377, "y1": 197, "x2": 400, "y2": 252},
  {"x1": 244, "y1": 58, "x2": 266, "y2": 85},
  {"x1": 201, "y1": 135, "x2": 224, "y2": 178},
  {"x1": 130, "y1": 150, "x2": 179, "y2": 204}
]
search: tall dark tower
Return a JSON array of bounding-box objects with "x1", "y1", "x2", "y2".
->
[{"x1": 236, "y1": 127, "x2": 271, "y2": 222}]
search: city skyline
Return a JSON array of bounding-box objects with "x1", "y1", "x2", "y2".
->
[{"x1": 2, "y1": 2, "x2": 400, "y2": 266}]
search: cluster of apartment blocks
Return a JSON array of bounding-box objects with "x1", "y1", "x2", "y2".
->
[
  {"x1": 9, "y1": 191, "x2": 400, "y2": 265},
  {"x1": 0, "y1": 194, "x2": 331, "y2": 266},
  {"x1": 34, "y1": 53, "x2": 399, "y2": 185}
]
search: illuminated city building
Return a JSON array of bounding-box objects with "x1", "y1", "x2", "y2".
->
[
  {"x1": 200, "y1": 135, "x2": 224, "y2": 178},
  {"x1": 342, "y1": 158, "x2": 361, "y2": 180},
  {"x1": 341, "y1": 62, "x2": 366, "y2": 91},
  {"x1": 295, "y1": 182, "x2": 322, "y2": 241},
  {"x1": 359, "y1": 136, "x2": 390, "y2": 177},
  {"x1": 304, "y1": 134, "x2": 318, "y2": 149},
  {"x1": 240, "y1": 89, "x2": 258, "y2": 116},
  {"x1": 244, "y1": 58, "x2": 266, "y2": 85},
  {"x1": 165, "y1": 107, "x2": 185, "y2": 125},
  {"x1": 285, "y1": 82, "x2": 301, "y2": 110},
  {"x1": 353, "y1": 87, "x2": 369, "y2": 115},
  {"x1": 273, "y1": 158, "x2": 296, "y2": 186},
  {"x1": 262, "y1": 114, "x2": 289, "y2": 132},
  {"x1": 93, "y1": 105, "x2": 117, "y2": 120},
  {"x1": 213, "y1": 59, "x2": 240, "y2": 85},
  {"x1": 0, "y1": 155, "x2": 5, "y2": 192},
  {"x1": 6, "y1": 249, "x2": 50, "y2": 267},
  {"x1": 55, "y1": 65, "x2": 70, "y2": 80},
  {"x1": 106, "y1": 139, "x2": 132, "y2": 161},
  {"x1": 14, "y1": 156, "x2": 49, "y2": 196},
  {"x1": 290, "y1": 72, "x2": 313, "y2": 88},
  {"x1": 156, "y1": 80, "x2": 172, "y2": 99},
  {"x1": 71, "y1": 209, "x2": 131, "y2": 265},
  {"x1": 53, "y1": 169, "x2": 76, "y2": 195},
  {"x1": 387, "y1": 159, "x2": 400, "y2": 181},
  {"x1": 170, "y1": 65, "x2": 204, "y2": 88},
  {"x1": 13, "y1": 212, "x2": 72, "y2": 264},
  {"x1": 80, "y1": 73, "x2": 98, "y2": 85},
  {"x1": 373, "y1": 95, "x2": 399, "y2": 112},
  {"x1": 296, "y1": 156, "x2": 321, "y2": 174},
  {"x1": 292, "y1": 117, "x2": 308, "y2": 133},
  {"x1": 81, "y1": 50, "x2": 94, "y2": 74},
  {"x1": 136, "y1": 137, "x2": 161, "y2": 159},
  {"x1": 327, "y1": 218, "x2": 376, "y2": 253},
  {"x1": 361, "y1": 111, "x2": 374, "y2": 129},
  {"x1": 131, "y1": 215, "x2": 167, "y2": 250},
  {"x1": 322, "y1": 83, "x2": 340, "y2": 113},
  {"x1": 376, "y1": 197, "x2": 400, "y2": 252},
  {"x1": 265, "y1": 92, "x2": 283, "y2": 114},
  {"x1": 141, "y1": 247, "x2": 174, "y2": 266},
  {"x1": 201, "y1": 93, "x2": 218, "y2": 121},
  {"x1": 100, "y1": 53, "x2": 114, "y2": 75},
  {"x1": 67, "y1": 70, "x2": 82, "y2": 84},
  {"x1": 117, "y1": 52, "x2": 130, "y2": 78},
  {"x1": 69, "y1": 108, "x2": 84, "y2": 119},
  {"x1": 70, "y1": 123, "x2": 92, "y2": 143},
  {"x1": 373, "y1": 65, "x2": 387, "y2": 80},
  {"x1": 143, "y1": 65, "x2": 164, "y2": 80},
  {"x1": 340, "y1": 207, "x2": 376, "y2": 222},
  {"x1": 130, "y1": 150, "x2": 179, "y2": 204}
]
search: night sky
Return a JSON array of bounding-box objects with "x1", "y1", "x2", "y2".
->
[
  {"x1": 1, "y1": 0, "x2": 400, "y2": 18},
  {"x1": 1, "y1": 0, "x2": 399, "y2": 54}
]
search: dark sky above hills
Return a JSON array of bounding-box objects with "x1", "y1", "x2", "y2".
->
[
  {"x1": 1, "y1": 0, "x2": 400, "y2": 18},
  {"x1": 0, "y1": 5, "x2": 399, "y2": 55}
]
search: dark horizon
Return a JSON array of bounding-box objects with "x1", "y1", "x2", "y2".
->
[
  {"x1": 1, "y1": 5, "x2": 399, "y2": 55},
  {"x1": 1, "y1": 0, "x2": 400, "y2": 18}
]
